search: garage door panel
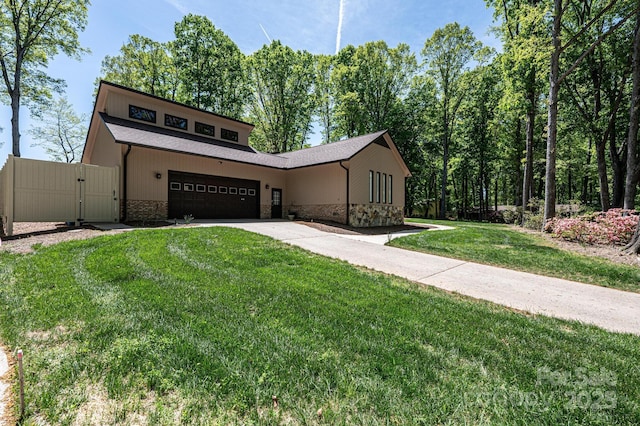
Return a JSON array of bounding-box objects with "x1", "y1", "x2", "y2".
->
[{"x1": 168, "y1": 170, "x2": 259, "y2": 220}]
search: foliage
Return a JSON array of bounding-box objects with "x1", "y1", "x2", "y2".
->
[
  {"x1": 173, "y1": 14, "x2": 249, "y2": 119},
  {"x1": 99, "y1": 34, "x2": 179, "y2": 100},
  {"x1": 422, "y1": 23, "x2": 482, "y2": 219},
  {"x1": 546, "y1": 209, "x2": 638, "y2": 245},
  {"x1": 246, "y1": 41, "x2": 316, "y2": 153},
  {"x1": 29, "y1": 95, "x2": 87, "y2": 162},
  {"x1": 398, "y1": 219, "x2": 640, "y2": 292},
  {"x1": 0, "y1": 228, "x2": 639, "y2": 424},
  {"x1": 0, "y1": 0, "x2": 90, "y2": 156}
]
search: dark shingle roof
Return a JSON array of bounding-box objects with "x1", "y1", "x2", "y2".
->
[{"x1": 100, "y1": 113, "x2": 390, "y2": 170}]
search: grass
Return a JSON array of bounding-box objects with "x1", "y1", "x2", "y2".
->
[
  {"x1": 0, "y1": 227, "x2": 638, "y2": 424},
  {"x1": 392, "y1": 219, "x2": 640, "y2": 293}
]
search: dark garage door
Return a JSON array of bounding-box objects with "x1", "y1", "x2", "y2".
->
[{"x1": 168, "y1": 171, "x2": 260, "y2": 219}]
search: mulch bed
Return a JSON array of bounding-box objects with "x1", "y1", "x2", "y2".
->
[{"x1": 298, "y1": 219, "x2": 431, "y2": 235}]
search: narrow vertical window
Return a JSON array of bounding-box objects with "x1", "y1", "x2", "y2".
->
[
  {"x1": 376, "y1": 172, "x2": 381, "y2": 203},
  {"x1": 382, "y1": 173, "x2": 387, "y2": 204},
  {"x1": 369, "y1": 170, "x2": 374, "y2": 203},
  {"x1": 388, "y1": 175, "x2": 393, "y2": 204}
]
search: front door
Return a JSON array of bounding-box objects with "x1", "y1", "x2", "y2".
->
[{"x1": 271, "y1": 188, "x2": 282, "y2": 219}]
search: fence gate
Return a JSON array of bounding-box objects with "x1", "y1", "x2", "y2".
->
[{"x1": 0, "y1": 155, "x2": 119, "y2": 236}]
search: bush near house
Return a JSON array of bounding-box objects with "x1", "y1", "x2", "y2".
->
[{"x1": 545, "y1": 209, "x2": 638, "y2": 245}]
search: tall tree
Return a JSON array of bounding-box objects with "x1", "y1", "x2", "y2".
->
[
  {"x1": 0, "y1": 0, "x2": 89, "y2": 157},
  {"x1": 332, "y1": 41, "x2": 417, "y2": 139},
  {"x1": 624, "y1": 9, "x2": 640, "y2": 212},
  {"x1": 543, "y1": 0, "x2": 637, "y2": 224},
  {"x1": 422, "y1": 23, "x2": 481, "y2": 219},
  {"x1": 173, "y1": 14, "x2": 248, "y2": 119},
  {"x1": 246, "y1": 41, "x2": 316, "y2": 153},
  {"x1": 29, "y1": 95, "x2": 86, "y2": 162},
  {"x1": 315, "y1": 54, "x2": 335, "y2": 144},
  {"x1": 99, "y1": 35, "x2": 179, "y2": 100}
]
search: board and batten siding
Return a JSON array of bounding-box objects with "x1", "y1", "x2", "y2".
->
[
  {"x1": 285, "y1": 163, "x2": 346, "y2": 207},
  {"x1": 349, "y1": 142, "x2": 406, "y2": 206},
  {"x1": 124, "y1": 146, "x2": 286, "y2": 205},
  {"x1": 104, "y1": 89, "x2": 252, "y2": 146}
]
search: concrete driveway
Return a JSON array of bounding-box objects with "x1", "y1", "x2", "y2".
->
[{"x1": 199, "y1": 219, "x2": 640, "y2": 336}]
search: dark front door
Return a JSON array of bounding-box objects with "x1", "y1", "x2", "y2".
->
[{"x1": 271, "y1": 188, "x2": 282, "y2": 219}]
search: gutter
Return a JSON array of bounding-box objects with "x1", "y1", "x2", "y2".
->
[
  {"x1": 339, "y1": 161, "x2": 349, "y2": 225},
  {"x1": 122, "y1": 144, "x2": 132, "y2": 221}
]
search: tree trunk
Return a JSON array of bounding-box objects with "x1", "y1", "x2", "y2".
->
[
  {"x1": 624, "y1": 10, "x2": 640, "y2": 254},
  {"x1": 610, "y1": 121, "x2": 626, "y2": 208},
  {"x1": 522, "y1": 91, "x2": 535, "y2": 225},
  {"x1": 11, "y1": 92, "x2": 21, "y2": 157},
  {"x1": 625, "y1": 10, "x2": 640, "y2": 211},
  {"x1": 583, "y1": 138, "x2": 592, "y2": 204},
  {"x1": 440, "y1": 107, "x2": 449, "y2": 220},
  {"x1": 596, "y1": 137, "x2": 611, "y2": 211},
  {"x1": 544, "y1": 0, "x2": 563, "y2": 226}
]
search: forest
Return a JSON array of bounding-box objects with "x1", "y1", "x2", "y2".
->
[{"x1": 97, "y1": 1, "x2": 640, "y2": 227}]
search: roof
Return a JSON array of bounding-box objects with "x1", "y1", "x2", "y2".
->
[{"x1": 100, "y1": 113, "x2": 397, "y2": 171}]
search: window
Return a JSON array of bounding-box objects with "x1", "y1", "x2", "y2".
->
[
  {"x1": 239, "y1": 188, "x2": 247, "y2": 195},
  {"x1": 382, "y1": 173, "x2": 387, "y2": 204},
  {"x1": 376, "y1": 172, "x2": 381, "y2": 203},
  {"x1": 183, "y1": 183, "x2": 194, "y2": 192},
  {"x1": 388, "y1": 175, "x2": 393, "y2": 204},
  {"x1": 208, "y1": 185, "x2": 217, "y2": 193},
  {"x1": 369, "y1": 170, "x2": 374, "y2": 203},
  {"x1": 219, "y1": 186, "x2": 228, "y2": 194},
  {"x1": 248, "y1": 189, "x2": 256, "y2": 196},
  {"x1": 196, "y1": 184, "x2": 206, "y2": 192},
  {"x1": 221, "y1": 128, "x2": 239, "y2": 142},
  {"x1": 170, "y1": 182, "x2": 181, "y2": 191},
  {"x1": 129, "y1": 105, "x2": 156, "y2": 123},
  {"x1": 229, "y1": 187, "x2": 238, "y2": 195},
  {"x1": 195, "y1": 121, "x2": 215, "y2": 137},
  {"x1": 165, "y1": 114, "x2": 188, "y2": 130}
]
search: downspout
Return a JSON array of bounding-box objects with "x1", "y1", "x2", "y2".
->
[
  {"x1": 122, "y1": 144, "x2": 132, "y2": 222},
  {"x1": 339, "y1": 161, "x2": 349, "y2": 225}
]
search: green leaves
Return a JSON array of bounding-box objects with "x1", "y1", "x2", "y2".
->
[{"x1": 246, "y1": 41, "x2": 316, "y2": 153}]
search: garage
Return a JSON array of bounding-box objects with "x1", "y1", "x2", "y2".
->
[{"x1": 168, "y1": 171, "x2": 260, "y2": 220}]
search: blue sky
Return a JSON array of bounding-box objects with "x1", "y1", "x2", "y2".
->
[{"x1": 0, "y1": 0, "x2": 499, "y2": 161}]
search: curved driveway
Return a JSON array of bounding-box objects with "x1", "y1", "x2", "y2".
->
[{"x1": 203, "y1": 219, "x2": 640, "y2": 336}]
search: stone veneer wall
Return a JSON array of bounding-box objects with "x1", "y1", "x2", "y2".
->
[
  {"x1": 124, "y1": 200, "x2": 168, "y2": 221},
  {"x1": 349, "y1": 204, "x2": 404, "y2": 227},
  {"x1": 290, "y1": 204, "x2": 347, "y2": 224},
  {"x1": 260, "y1": 204, "x2": 272, "y2": 219}
]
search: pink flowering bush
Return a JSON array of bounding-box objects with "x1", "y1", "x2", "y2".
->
[{"x1": 545, "y1": 209, "x2": 638, "y2": 245}]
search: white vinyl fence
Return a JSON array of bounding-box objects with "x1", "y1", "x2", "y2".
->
[{"x1": 0, "y1": 155, "x2": 119, "y2": 236}]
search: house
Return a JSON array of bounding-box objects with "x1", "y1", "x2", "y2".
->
[{"x1": 82, "y1": 81, "x2": 411, "y2": 227}]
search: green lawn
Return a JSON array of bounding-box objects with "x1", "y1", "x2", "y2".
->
[
  {"x1": 0, "y1": 227, "x2": 638, "y2": 424},
  {"x1": 393, "y1": 219, "x2": 640, "y2": 293}
]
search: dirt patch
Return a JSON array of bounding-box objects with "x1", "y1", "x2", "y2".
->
[
  {"x1": 0, "y1": 223, "x2": 112, "y2": 254},
  {"x1": 299, "y1": 220, "x2": 431, "y2": 235}
]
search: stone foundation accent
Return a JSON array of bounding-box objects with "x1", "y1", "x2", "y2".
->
[
  {"x1": 124, "y1": 200, "x2": 168, "y2": 221},
  {"x1": 349, "y1": 204, "x2": 404, "y2": 227},
  {"x1": 260, "y1": 204, "x2": 272, "y2": 219},
  {"x1": 289, "y1": 204, "x2": 347, "y2": 224}
]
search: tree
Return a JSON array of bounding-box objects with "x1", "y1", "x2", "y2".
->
[
  {"x1": 173, "y1": 14, "x2": 248, "y2": 119},
  {"x1": 625, "y1": 9, "x2": 640, "y2": 211},
  {"x1": 0, "y1": 0, "x2": 89, "y2": 157},
  {"x1": 314, "y1": 54, "x2": 336, "y2": 144},
  {"x1": 332, "y1": 41, "x2": 417, "y2": 139},
  {"x1": 543, "y1": 0, "x2": 638, "y2": 224},
  {"x1": 422, "y1": 23, "x2": 481, "y2": 219},
  {"x1": 29, "y1": 95, "x2": 86, "y2": 162},
  {"x1": 246, "y1": 41, "x2": 316, "y2": 153},
  {"x1": 99, "y1": 35, "x2": 179, "y2": 100}
]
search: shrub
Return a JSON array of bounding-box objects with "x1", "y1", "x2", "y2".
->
[{"x1": 545, "y1": 209, "x2": 638, "y2": 245}]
